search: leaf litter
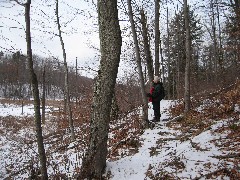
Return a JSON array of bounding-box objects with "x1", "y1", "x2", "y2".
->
[{"x1": 0, "y1": 80, "x2": 240, "y2": 179}]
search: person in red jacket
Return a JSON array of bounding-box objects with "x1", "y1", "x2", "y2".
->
[{"x1": 147, "y1": 76, "x2": 165, "y2": 122}]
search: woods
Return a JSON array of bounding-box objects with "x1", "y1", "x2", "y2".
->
[
  {"x1": 0, "y1": 0, "x2": 240, "y2": 179},
  {"x1": 1, "y1": 1, "x2": 239, "y2": 99}
]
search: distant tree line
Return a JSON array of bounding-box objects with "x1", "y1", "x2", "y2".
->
[
  {"x1": 0, "y1": 51, "x2": 142, "y2": 113},
  {"x1": 0, "y1": 51, "x2": 92, "y2": 100}
]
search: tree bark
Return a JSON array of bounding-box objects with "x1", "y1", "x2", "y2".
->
[
  {"x1": 176, "y1": 13, "x2": 181, "y2": 99},
  {"x1": 160, "y1": 39, "x2": 165, "y2": 84},
  {"x1": 166, "y1": 6, "x2": 171, "y2": 99},
  {"x1": 42, "y1": 64, "x2": 46, "y2": 124},
  {"x1": 55, "y1": 0, "x2": 75, "y2": 141},
  {"x1": 210, "y1": 0, "x2": 219, "y2": 76},
  {"x1": 75, "y1": 57, "x2": 78, "y2": 103},
  {"x1": 140, "y1": 9, "x2": 154, "y2": 83},
  {"x1": 216, "y1": 0, "x2": 223, "y2": 71},
  {"x1": 24, "y1": 0, "x2": 48, "y2": 179},
  {"x1": 155, "y1": 0, "x2": 160, "y2": 76},
  {"x1": 127, "y1": 0, "x2": 149, "y2": 128},
  {"x1": 183, "y1": 0, "x2": 191, "y2": 113},
  {"x1": 79, "y1": 0, "x2": 122, "y2": 178}
]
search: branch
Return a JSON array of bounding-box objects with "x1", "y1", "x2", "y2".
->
[
  {"x1": 176, "y1": 0, "x2": 183, "y2": 5},
  {"x1": 11, "y1": 0, "x2": 25, "y2": 6},
  {"x1": 211, "y1": 153, "x2": 240, "y2": 159},
  {"x1": 0, "y1": 25, "x2": 24, "y2": 30}
]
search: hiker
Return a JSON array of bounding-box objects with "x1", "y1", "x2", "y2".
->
[{"x1": 147, "y1": 76, "x2": 165, "y2": 122}]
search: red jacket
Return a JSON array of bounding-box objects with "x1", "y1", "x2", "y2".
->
[{"x1": 148, "y1": 87, "x2": 154, "y2": 102}]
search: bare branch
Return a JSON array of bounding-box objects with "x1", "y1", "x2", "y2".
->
[{"x1": 10, "y1": 0, "x2": 25, "y2": 6}]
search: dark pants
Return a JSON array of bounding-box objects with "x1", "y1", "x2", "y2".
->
[{"x1": 152, "y1": 101, "x2": 161, "y2": 119}]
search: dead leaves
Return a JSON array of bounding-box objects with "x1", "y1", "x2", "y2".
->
[
  {"x1": 107, "y1": 114, "x2": 143, "y2": 161},
  {"x1": 149, "y1": 147, "x2": 160, "y2": 157},
  {"x1": 169, "y1": 79, "x2": 240, "y2": 122},
  {"x1": 145, "y1": 164, "x2": 177, "y2": 180},
  {"x1": 194, "y1": 168, "x2": 240, "y2": 180},
  {"x1": 161, "y1": 80, "x2": 240, "y2": 180}
]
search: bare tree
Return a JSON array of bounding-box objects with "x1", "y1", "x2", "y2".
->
[
  {"x1": 155, "y1": 0, "x2": 160, "y2": 76},
  {"x1": 210, "y1": 0, "x2": 219, "y2": 76},
  {"x1": 55, "y1": 0, "x2": 75, "y2": 140},
  {"x1": 176, "y1": 11, "x2": 181, "y2": 99},
  {"x1": 42, "y1": 63, "x2": 46, "y2": 124},
  {"x1": 12, "y1": 0, "x2": 48, "y2": 179},
  {"x1": 79, "y1": 0, "x2": 122, "y2": 178},
  {"x1": 140, "y1": 9, "x2": 154, "y2": 83},
  {"x1": 216, "y1": 0, "x2": 223, "y2": 70},
  {"x1": 183, "y1": 0, "x2": 191, "y2": 113},
  {"x1": 127, "y1": 0, "x2": 149, "y2": 128},
  {"x1": 166, "y1": 6, "x2": 171, "y2": 99}
]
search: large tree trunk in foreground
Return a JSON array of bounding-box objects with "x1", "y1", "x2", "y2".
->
[
  {"x1": 24, "y1": 0, "x2": 48, "y2": 179},
  {"x1": 79, "y1": 0, "x2": 122, "y2": 179}
]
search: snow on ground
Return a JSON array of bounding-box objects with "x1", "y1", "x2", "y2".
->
[
  {"x1": 0, "y1": 99, "x2": 238, "y2": 179},
  {"x1": 105, "y1": 100, "x2": 236, "y2": 179},
  {"x1": 0, "y1": 103, "x2": 34, "y2": 117},
  {"x1": 0, "y1": 102, "x2": 59, "y2": 179},
  {"x1": 0, "y1": 102, "x2": 54, "y2": 117}
]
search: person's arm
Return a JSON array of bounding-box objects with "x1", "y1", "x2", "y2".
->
[{"x1": 151, "y1": 85, "x2": 160, "y2": 98}]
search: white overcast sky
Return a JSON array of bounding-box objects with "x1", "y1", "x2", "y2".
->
[
  {"x1": 0, "y1": 0, "x2": 186, "y2": 62},
  {"x1": 0, "y1": 0, "x2": 100, "y2": 67},
  {"x1": 0, "y1": 0, "x2": 228, "y2": 79}
]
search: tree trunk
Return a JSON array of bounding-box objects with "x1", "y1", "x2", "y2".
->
[
  {"x1": 127, "y1": 0, "x2": 149, "y2": 128},
  {"x1": 79, "y1": 0, "x2": 122, "y2": 179},
  {"x1": 42, "y1": 64, "x2": 46, "y2": 124},
  {"x1": 55, "y1": 0, "x2": 75, "y2": 141},
  {"x1": 166, "y1": 6, "x2": 171, "y2": 99},
  {"x1": 183, "y1": 0, "x2": 191, "y2": 113},
  {"x1": 176, "y1": 13, "x2": 181, "y2": 99},
  {"x1": 75, "y1": 57, "x2": 78, "y2": 103},
  {"x1": 155, "y1": 0, "x2": 160, "y2": 76},
  {"x1": 210, "y1": 0, "x2": 219, "y2": 77},
  {"x1": 140, "y1": 9, "x2": 154, "y2": 83},
  {"x1": 24, "y1": 0, "x2": 48, "y2": 179},
  {"x1": 160, "y1": 39, "x2": 165, "y2": 84},
  {"x1": 110, "y1": 91, "x2": 119, "y2": 121},
  {"x1": 216, "y1": 0, "x2": 223, "y2": 70}
]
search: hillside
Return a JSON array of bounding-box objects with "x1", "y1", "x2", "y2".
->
[{"x1": 0, "y1": 80, "x2": 240, "y2": 179}]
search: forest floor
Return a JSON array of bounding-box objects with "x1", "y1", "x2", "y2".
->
[{"x1": 0, "y1": 80, "x2": 240, "y2": 179}]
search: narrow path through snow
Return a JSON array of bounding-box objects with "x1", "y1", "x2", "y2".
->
[{"x1": 105, "y1": 100, "x2": 232, "y2": 180}]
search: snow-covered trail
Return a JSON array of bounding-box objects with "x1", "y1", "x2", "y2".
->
[
  {"x1": 105, "y1": 100, "x2": 177, "y2": 179},
  {"x1": 105, "y1": 100, "x2": 234, "y2": 180}
]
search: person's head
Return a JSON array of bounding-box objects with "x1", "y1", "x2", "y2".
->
[{"x1": 153, "y1": 76, "x2": 160, "y2": 83}]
